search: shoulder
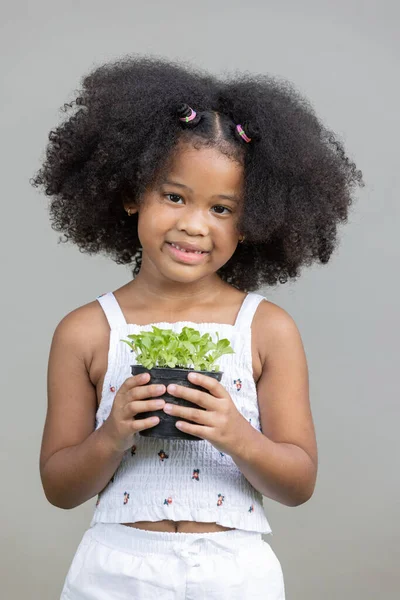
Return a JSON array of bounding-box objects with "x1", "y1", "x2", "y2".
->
[
  {"x1": 51, "y1": 298, "x2": 110, "y2": 368},
  {"x1": 252, "y1": 296, "x2": 305, "y2": 366}
]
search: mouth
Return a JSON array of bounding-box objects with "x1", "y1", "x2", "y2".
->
[{"x1": 165, "y1": 242, "x2": 210, "y2": 265}]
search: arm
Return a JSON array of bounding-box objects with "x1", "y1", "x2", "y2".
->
[
  {"x1": 231, "y1": 302, "x2": 318, "y2": 507},
  {"x1": 40, "y1": 306, "x2": 125, "y2": 510}
]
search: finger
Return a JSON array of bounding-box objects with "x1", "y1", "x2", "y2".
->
[
  {"x1": 187, "y1": 372, "x2": 225, "y2": 397},
  {"x1": 166, "y1": 383, "x2": 212, "y2": 408},
  {"x1": 122, "y1": 372, "x2": 151, "y2": 390},
  {"x1": 163, "y1": 403, "x2": 211, "y2": 426},
  {"x1": 129, "y1": 383, "x2": 166, "y2": 401},
  {"x1": 132, "y1": 415, "x2": 160, "y2": 433},
  {"x1": 175, "y1": 420, "x2": 208, "y2": 440},
  {"x1": 128, "y1": 398, "x2": 165, "y2": 417}
]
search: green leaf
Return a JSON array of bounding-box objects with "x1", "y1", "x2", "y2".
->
[
  {"x1": 120, "y1": 326, "x2": 234, "y2": 370},
  {"x1": 120, "y1": 339, "x2": 134, "y2": 350}
]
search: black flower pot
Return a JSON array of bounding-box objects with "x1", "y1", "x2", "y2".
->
[{"x1": 131, "y1": 365, "x2": 223, "y2": 441}]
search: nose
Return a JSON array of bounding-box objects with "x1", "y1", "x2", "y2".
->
[{"x1": 176, "y1": 206, "x2": 209, "y2": 237}]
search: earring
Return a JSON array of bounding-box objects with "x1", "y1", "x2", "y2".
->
[
  {"x1": 126, "y1": 208, "x2": 132, "y2": 217},
  {"x1": 239, "y1": 234, "x2": 245, "y2": 243}
]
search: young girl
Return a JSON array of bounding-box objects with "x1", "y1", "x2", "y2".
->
[{"x1": 32, "y1": 55, "x2": 363, "y2": 599}]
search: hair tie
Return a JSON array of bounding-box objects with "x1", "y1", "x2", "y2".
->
[
  {"x1": 177, "y1": 103, "x2": 203, "y2": 128},
  {"x1": 178, "y1": 104, "x2": 197, "y2": 123},
  {"x1": 236, "y1": 124, "x2": 252, "y2": 143}
]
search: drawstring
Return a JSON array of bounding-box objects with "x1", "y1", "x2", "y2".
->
[{"x1": 172, "y1": 535, "x2": 236, "y2": 568}]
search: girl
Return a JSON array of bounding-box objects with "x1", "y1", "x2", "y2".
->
[{"x1": 32, "y1": 55, "x2": 363, "y2": 599}]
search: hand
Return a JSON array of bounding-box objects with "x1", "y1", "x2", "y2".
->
[
  {"x1": 102, "y1": 373, "x2": 166, "y2": 452},
  {"x1": 163, "y1": 372, "x2": 248, "y2": 455}
]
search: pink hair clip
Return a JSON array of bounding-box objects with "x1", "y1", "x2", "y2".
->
[
  {"x1": 179, "y1": 107, "x2": 197, "y2": 123},
  {"x1": 236, "y1": 124, "x2": 252, "y2": 143}
]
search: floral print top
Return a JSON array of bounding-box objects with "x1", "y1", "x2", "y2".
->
[{"x1": 91, "y1": 292, "x2": 272, "y2": 535}]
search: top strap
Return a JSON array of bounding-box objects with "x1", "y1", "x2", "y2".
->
[
  {"x1": 234, "y1": 292, "x2": 267, "y2": 330},
  {"x1": 97, "y1": 292, "x2": 127, "y2": 329}
]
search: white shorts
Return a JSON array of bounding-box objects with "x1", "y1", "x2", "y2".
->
[{"x1": 61, "y1": 523, "x2": 285, "y2": 599}]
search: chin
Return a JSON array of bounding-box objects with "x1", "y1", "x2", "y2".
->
[{"x1": 162, "y1": 269, "x2": 210, "y2": 284}]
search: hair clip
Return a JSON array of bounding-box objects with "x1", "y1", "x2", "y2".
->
[{"x1": 236, "y1": 124, "x2": 252, "y2": 143}]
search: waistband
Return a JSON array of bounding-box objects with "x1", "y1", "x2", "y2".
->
[{"x1": 88, "y1": 523, "x2": 263, "y2": 558}]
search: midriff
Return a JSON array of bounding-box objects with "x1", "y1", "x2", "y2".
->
[{"x1": 122, "y1": 520, "x2": 235, "y2": 533}]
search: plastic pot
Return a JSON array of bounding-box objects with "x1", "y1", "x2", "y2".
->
[{"x1": 131, "y1": 365, "x2": 222, "y2": 441}]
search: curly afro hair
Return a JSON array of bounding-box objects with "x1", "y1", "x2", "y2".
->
[{"x1": 32, "y1": 54, "x2": 364, "y2": 291}]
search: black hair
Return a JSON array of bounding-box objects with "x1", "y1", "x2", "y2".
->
[{"x1": 31, "y1": 55, "x2": 364, "y2": 291}]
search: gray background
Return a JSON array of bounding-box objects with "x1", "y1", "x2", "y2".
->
[{"x1": 1, "y1": 1, "x2": 398, "y2": 598}]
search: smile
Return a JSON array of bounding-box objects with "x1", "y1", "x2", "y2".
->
[
  {"x1": 169, "y1": 242, "x2": 207, "y2": 254},
  {"x1": 165, "y1": 242, "x2": 210, "y2": 265}
]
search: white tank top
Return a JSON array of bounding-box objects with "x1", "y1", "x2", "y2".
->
[{"x1": 91, "y1": 291, "x2": 273, "y2": 534}]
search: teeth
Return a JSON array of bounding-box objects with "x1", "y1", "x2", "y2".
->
[{"x1": 170, "y1": 243, "x2": 204, "y2": 254}]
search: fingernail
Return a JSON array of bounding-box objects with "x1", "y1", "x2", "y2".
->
[{"x1": 168, "y1": 384, "x2": 176, "y2": 393}]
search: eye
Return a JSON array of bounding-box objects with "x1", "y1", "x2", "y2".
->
[
  {"x1": 164, "y1": 194, "x2": 232, "y2": 215},
  {"x1": 212, "y1": 205, "x2": 232, "y2": 215},
  {"x1": 165, "y1": 193, "x2": 184, "y2": 204}
]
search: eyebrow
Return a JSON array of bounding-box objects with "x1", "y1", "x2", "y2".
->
[{"x1": 161, "y1": 179, "x2": 240, "y2": 203}]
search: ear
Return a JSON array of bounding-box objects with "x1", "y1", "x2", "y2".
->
[{"x1": 123, "y1": 202, "x2": 139, "y2": 216}]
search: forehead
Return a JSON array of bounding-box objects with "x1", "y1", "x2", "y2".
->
[{"x1": 165, "y1": 143, "x2": 244, "y2": 193}]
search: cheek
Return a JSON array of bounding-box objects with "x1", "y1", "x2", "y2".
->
[
  {"x1": 218, "y1": 221, "x2": 240, "y2": 244},
  {"x1": 137, "y1": 211, "x2": 166, "y2": 241}
]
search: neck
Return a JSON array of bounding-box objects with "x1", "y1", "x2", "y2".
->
[{"x1": 127, "y1": 271, "x2": 228, "y2": 311}]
